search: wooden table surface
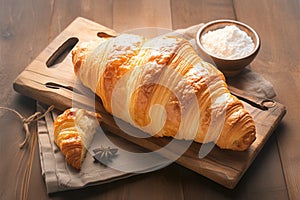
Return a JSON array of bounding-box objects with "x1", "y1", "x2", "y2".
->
[{"x1": 0, "y1": 0, "x2": 299, "y2": 199}]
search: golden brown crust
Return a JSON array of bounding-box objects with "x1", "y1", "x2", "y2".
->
[
  {"x1": 100, "y1": 35, "x2": 144, "y2": 113},
  {"x1": 72, "y1": 34, "x2": 256, "y2": 151},
  {"x1": 54, "y1": 108, "x2": 102, "y2": 170},
  {"x1": 72, "y1": 45, "x2": 87, "y2": 75}
]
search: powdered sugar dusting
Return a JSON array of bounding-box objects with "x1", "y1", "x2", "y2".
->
[{"x1": 201, "y1": 25, "x2": 254, "y2": 59}]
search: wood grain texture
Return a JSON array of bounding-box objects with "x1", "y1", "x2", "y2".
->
[
  {"x1": 171, "y1": 0, "x2": 235, "y2": 29},
  {"x1": 47, "y1": 0, "x2": 113, "y2": 43},
  {"x1": 172, "y1": 0, "x2": 290, "y2": 199},
  {"x1": 13, "y1": 17, "x2": 286, "y2": 189},
  {"x1": 113, "y1": 0, "x2": 172, "y2": 32},
  {"x1": 0, "y1": 0, "x2": 52, "y2": 199},
  {"x1": 233, "y1": 0, "x2": 300, "y2": 199},
  {"x1": 0, "y1": 0, "x2": 51, "y2": 108},
  {"x1": 1, "y1": 0, "x2": 298, "y2": 199}
]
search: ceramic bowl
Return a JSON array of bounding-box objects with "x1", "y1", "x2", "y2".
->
[{"x1": 196, "y1": 19, "x2": 260, "y2": 77}]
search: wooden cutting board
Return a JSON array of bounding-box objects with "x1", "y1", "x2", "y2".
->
[{"x1": 13, "y1": 17, "x2": 286, "y2": 189}]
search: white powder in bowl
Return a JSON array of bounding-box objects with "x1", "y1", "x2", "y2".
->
[{"x1": 201, "y1": 25, "x2": 254, "y2": 59}]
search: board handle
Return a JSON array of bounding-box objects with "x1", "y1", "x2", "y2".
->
[{"x1": 46, "y1": 37, "x2": 79, "y2": 68}]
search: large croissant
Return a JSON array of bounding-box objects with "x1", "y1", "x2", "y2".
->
[
  {"x1": 54, "y1": 108, "x2": 102, "y2": 169},
  {"x1": 72, "y1": 34, "x2": 256, "y2": 151}
]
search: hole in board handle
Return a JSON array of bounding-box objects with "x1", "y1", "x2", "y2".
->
[
  {"x1": 46, "y1": 37, "x2": 79, "y2": 68},
  {"x1": 261, "y1": 99, "x2": 276, "y2": 108},
  {"x1": 97, "y1": 32, "x2": 116, "y2": 38},
  {"x1": 45, "y1": 82, "x2": 83, "y2": 95}
]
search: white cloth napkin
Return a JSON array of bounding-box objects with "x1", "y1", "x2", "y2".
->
[
  {"x1": 38, "y1": 102, "x2": 171, "y2": 193},
  {"x1": 37, "y1": 103, "x2": 134, "y2": 193}
]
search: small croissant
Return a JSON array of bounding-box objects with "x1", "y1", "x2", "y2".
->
[{"x1": 54, "y1": 108, "x2": 102, "y2": 169}]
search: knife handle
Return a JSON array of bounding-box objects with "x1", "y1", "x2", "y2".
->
[{"x1": 228, "y1": 86, "x2": 276, "y2": 110}]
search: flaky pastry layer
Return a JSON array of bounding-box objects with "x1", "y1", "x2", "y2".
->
[
  {"x1": 54, "y1": 108, "x2": 102, "y2": 169},
  {"x1": 72, "y1": 34, "x2": 256, "y2": 151}
]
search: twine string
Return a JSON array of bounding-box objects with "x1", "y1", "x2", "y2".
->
[
  {"x1": 0, "y1": 104, "x2": 55, "y2": 199},
  {"x1": 0, "y1": 105, "x2": 55, "y2": 148}
]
